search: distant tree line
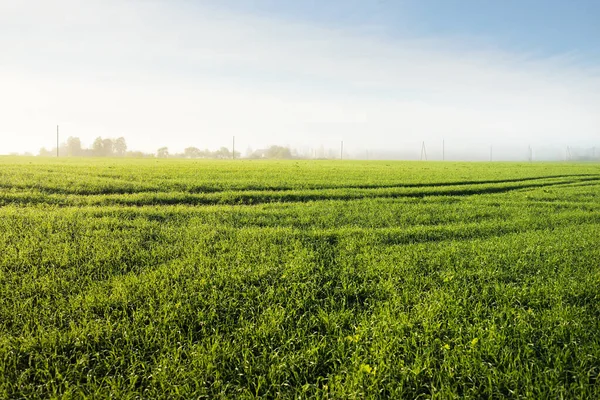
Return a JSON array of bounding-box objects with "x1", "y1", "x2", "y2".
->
[
  {"x1": 12, "y1": 137, "x2": 595, "y2": 161},
  {"x1": 246, "y1": 145, "x2": 294, "y2": 159},
  {"x1": 35, "y1": 136, "x2": 303, "y2": 159},
  {"x1": 164, "y1": 146, "x2": 241, "y2": 159},
  {"x1": 39, "y1": 136, "x2": 132, "y2": 157}
]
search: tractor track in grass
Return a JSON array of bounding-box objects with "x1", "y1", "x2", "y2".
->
[{"x1": 1, "y1": 175, "x2": 599, "y2": 208}]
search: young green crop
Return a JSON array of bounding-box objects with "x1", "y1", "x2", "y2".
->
[{"x1": 0, "y1": 157, "x2": 599, "y2": 398}]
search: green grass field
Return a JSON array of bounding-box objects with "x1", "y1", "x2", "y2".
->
[{"x1": 1, "y1": 157, "x2": 599, "y2": 398}]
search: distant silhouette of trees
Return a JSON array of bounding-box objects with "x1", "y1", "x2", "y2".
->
[
  {"x1": 37, "y1": 136, "x2": 131, "y2": 157},
  {"x1": 266, "y1": 145, "x2": 293, "y2": 159},
  {"x1": 183, "y1": 147, "x2": 202, "y2": 158},
  {"x1": 157, "y1": 147, "x2": 169, "y2": 158},
  {"x1": 114, "y1": 137, "x2": 127, "y2": 156},
  {"x1": 102, "y1": 139, "x2": 114, "y2": 156},
  {"x1": 178, "y1": 147, "x2": 240, "y2": 159},
  {"x1": 92, "y1": 137, "x2": 104, "y2": 157},
  {"x1": 215, "y1": 147, "x2": 231, "y2": 159},
  {"x1": 66, "y1": 137, "x2": 83, "y2": 157},
  {"x1": 248, "y1": 145, "x2": 293, "y2": 159},
  {"x1": 33, "y1": 135, "x2": 306, "y2": 160}
]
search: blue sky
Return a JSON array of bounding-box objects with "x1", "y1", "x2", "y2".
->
[
  {"x1": 217, "y1": 0, "x2": 600, "y2": 57},
  {"x1": 1, "y1": 0, "x2": 599, "y2": 159}
]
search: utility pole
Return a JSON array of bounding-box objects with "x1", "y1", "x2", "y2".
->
[
  {"x1": 56, "y1": 125, "x2": 59, "y2": 157},
  {"x1": 420, "y1": 141, "x2": 428, "y2": 161},
  {"x1": 490, "y1": 145, "x2": 492, "y2": 162},
  {"x1": 442, "y1": 139, "x2": 445, "y2": 161},
  {"x1": 528, "y1": 145, "x2": 532, "y2": 162},
  {"x1": 232, "y1": 136, "x2": 235, "y2": 160},
  {"x1": 340, "y1": 141, "x2": 344, "y2": 160}
]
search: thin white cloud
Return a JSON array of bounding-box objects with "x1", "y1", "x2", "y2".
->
[{"x1": 0, "y1": 0, "x2": 598, "y2": 157}]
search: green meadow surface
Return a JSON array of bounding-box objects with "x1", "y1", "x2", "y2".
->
[{"x1": 1, "y1": 157, "x2": 599, "y2": 398}]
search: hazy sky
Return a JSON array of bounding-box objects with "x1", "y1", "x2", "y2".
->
[{"x1": 1, "y1": 0, "x2": 599, "y2": 156}]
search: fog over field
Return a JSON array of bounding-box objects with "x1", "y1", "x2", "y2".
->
[{"x1": 1, "y1": 1, "x2": 599, "y2": 158}]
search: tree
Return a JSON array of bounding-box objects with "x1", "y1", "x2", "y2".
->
[
  {"x1": 157, "y1": 147, "x2": 169, "y2": 158},
  {"x1": 200, "y1": 149, "x2": 211, "y2": 158},
  {"x1": 66, "y1": 136, "x2": 83, "y2": 157},
  {"x1": 114, "y1": 137, "x2": 127, "y2": 156},
  {"x1": 266, "y1": 145, "x2": 292, "y2": 159},
  {"x1": 92, "y1": 137, "x2": 104, "y2": 157},
  {"x1": 102, "y1": 139, "x2": 114, "y2": 156},
  {"x1": 184, "y1": 147, "x2": 201, "y2": 158},
  {"x1": 215, "y1": 147, "x2": 231, "y2": 159}
]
